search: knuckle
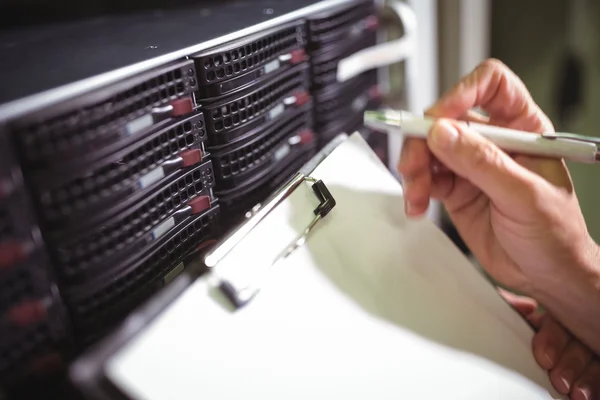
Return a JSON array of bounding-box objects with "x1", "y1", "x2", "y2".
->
[
  {"x1": 522, "y1": 178, "x2": 543, "y2": 202},
  {"x1": 570, "y1": 342, "x2": 592, "y2": 363},
  {"x1": 538, "y1": 316, "x2": 570, "y2": 348},
  {"x1": 538, "y1": 112, "x2": 555, "y2": 133},
  {"x1": 398, "y1": 140, "x2": 428, "y2": 174},
  {"x1": 524, "y1": 180, "x2": 556, "y2": 218},
  {"x1": 478, "y1": 58, "x2": 507, "y2": 74},
  {"x1": 467, "y1": 142, "x2": 503, "y2": 171},
  {"x1": 559, "y1": 341, "x2": 592, "y2": 371},
  {"x1": 588, "y1": 360, "x2": 600, "y2": 375}
]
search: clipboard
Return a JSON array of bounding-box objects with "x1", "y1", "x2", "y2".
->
[
  {"x1": 68, "y1": 134, "x2": 348, "y2": 400},
  {"x1": 69, "y1": 133, "x2": 564, "y2": 400}
]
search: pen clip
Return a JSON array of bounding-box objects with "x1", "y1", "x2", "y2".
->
[{"x1": 541, "y1": 132, "x2": 600, "y2": 145}]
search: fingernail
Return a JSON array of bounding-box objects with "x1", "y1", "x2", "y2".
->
[
  {"x1": 430, "y1": 120, "x2": 459, "y2": 150},
  {"x1": 560, "y1": 370, "x2": 573, "y2": 392},
  {"x1": 575, "y1": 386, "x2": 591, "y2": 400},
  {"x1": 543, "y1": 348, "x2": 556, "y2": 369}
]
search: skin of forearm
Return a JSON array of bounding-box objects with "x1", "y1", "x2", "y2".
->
[{"x1": 533, "y1": 239, "x2": 600, "y2": 355}]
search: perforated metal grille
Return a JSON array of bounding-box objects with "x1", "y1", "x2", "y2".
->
[
  {"x1": 0, "y1": 269, "x2": 36, "y2": 311},
  {"x1": 220, "y1": 144, "x2": 313, "y2": 214},
  {"x1": 215, "y1": 117, "x2": 307, "y2": 180},
  {"x1": 275, "y1": 144, "x2": 315, "y2": 183},
  {"x1": 221, "y1": 181, "x2": 270, "y2": 212},
  {"x1": 205, "y1": 67, "x2": 307, "y2": 135},
  {"x1": 318, "y1": 105, "x2": 368, "y2": 141},
  {"x1": 71, "y1": 207, "x2": 219, "y2": 325},
  {"x1": 311, "y1": 31, "x2": 377, "y2": 89},
  {"x1": 308, "y1": 1, "x2": 375, "y2": 40},
  {"x1": 198, "y1": 24, "x2": 305, "y2": 84},
  {"x1": 0, "y1": 300, "x2": 70, "y2": 386},
  {"x1": 0, "y1": 324, "x2": 52, "y2": 374},
  {"x1": 55, "y1": 164, "x2": 214, "y2": 278},
  {"x1": 316, "y1": 72, "x2": 378, "y2": 116},
  {"x1": 39, "y1": 117, "x2": 205, "y2": 224},
  {"x1": 13, "y1": 63, "x2": 197, "y2": 164}
]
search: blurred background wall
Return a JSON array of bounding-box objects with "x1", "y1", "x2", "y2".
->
[{"x1": 437, "y1": 0, "x2": 600, "y2": 242}]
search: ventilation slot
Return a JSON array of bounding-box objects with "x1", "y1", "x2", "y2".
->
[
  {"x1": 203, "y1": 65, "x2": 308, "y2": 144},
  {"x1": 12, "y1": 62, "x2": 197, "y2": 166},
  {"x1": 213, "y1": 117, "x2": 308, "y2": 183},
  {"x1": 315, "y1": 70, "x2": 379, "y2": 124},
  {"x1": 38, "y1": 116, "x2": 206, "y2": 226},
  {"x1": 55, "y1": 164, "x2": 214, "y2": 279},
  {"x1": 0, "y1": 324, "x2": 51, "y2": 375},
  {"x1": 69, "y1": 207, "x2": 220, "y2": 329},
  {"x1": 197, "y1": 22, "x2": 306, "y2": 86},
  {"x1": 220, "y1": 144, "x2": 313, "y2": 217},
  {"x1": 308, "y1": 1, "x2": 376, "y2": 45},
  {"x1": 0, "y1": 269, "x2": 37, "y2": 311},
  {"x1": 310, "y1": 31, "x2": 377, "y2": 90}
]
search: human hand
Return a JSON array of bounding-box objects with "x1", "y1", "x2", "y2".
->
[
  {"x1": 501, "y1": 290, "x2": 600, "y2": 399},
  {"x1": 397, "y1": 58, "x2": 600, "y2": 354}
]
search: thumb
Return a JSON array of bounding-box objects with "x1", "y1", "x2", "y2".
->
[{"x1": 427, "y1": 119, "x2": 541, "y2": 211}]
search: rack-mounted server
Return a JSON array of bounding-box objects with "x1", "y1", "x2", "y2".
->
[{"x1": 0, "y1": 0, "x2": 409, "y2": 395}]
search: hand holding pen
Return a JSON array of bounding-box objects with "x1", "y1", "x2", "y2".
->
[{"x1": 383, "y1": 59, "x2": 600, "y2": 399}]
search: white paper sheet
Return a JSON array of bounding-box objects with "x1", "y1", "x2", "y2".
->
[{"x1": 104, "y1": 133, "x2": 563, "y2": 400}]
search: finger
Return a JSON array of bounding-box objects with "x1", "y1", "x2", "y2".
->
[
  {"x1": 462, "y1": 109, "x2": 491, "y2": 124},
  {"x1": 550, "y1": 340, "x2": 592, "y2": 395},
  {"x1": 527, "y1": 311, "x2": 546, "y2": 330},
  {"x1": 497, "y1": 288, "x2": 538, "y2": 319},
  {"x1": 426, "y1": 58, "x2": 553, "y2": 133},
  {"x1": 398, "y1": 139, "x2": 432, "y2": 217},
  {"x1": 430, "y1": 158, "x2": 450, "y2": 174},
  {"x1": 572, "y1": 360, "x2": 600, "y2": 400},
  {"x1": 430, "y1": 171, "x2": 454, "y2": 200},
  {"x1": 403, "y1": 170, "x2": 431, "y2": 217},
  {"x1": 426, "y1": 107, "x2": 490, "y2": 125},
  {"x1": 397, "y1": 138, "x2": 430, "y2": 178},
  {"x1": 425, "y1": 118, "x2": 548, "y2": 216},
  {"x1": 532, "y1": 315, "x2": 572, "y2": 370}
]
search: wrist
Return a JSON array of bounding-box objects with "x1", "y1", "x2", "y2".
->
[
  {"x1": 585, "y1": 236, "x2": 600, "y2": 280},
  {"x1": 573, "y1": 235, "x2": 600, "y2": 294},
  {"x1": 532, "y1": 237, "x2": 600, "y2": 354}
]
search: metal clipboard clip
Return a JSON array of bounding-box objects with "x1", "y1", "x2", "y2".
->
[{"x1": 203, "y1": 135, "x2": 346, "y2": 309}]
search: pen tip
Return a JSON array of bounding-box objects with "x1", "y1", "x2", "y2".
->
[
  {"x1": 363, "y1": 109, "x2": 404, "y2": 129},
  {"x1": 363, "y1": 110, "x2": 399, "y2": 133},
  {"x1": 363, "y1": 110, "x2": 383, "y2": 122}
]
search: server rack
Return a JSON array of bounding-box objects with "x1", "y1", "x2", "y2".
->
[
  {"x1": 191, "y1": 21, "x2": 316, "y2": 226},
  {"x1": 306, "y1": 0, "x2": 387, "y2": 162},
  {"x1": 4, "y1": 59, "x2": 221, "y2": 348},
  {"x1": 0, "y1": 129, "x2": 74, "y2": 391},
  {"x1": 0, "y1": 0, "x2": 418, "y2": 396}
]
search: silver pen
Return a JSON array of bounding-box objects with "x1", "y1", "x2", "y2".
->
[{"x1": 364, "y1": 109, "x2": 600, "y2": 163}]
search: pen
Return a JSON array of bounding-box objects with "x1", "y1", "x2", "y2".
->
[{"x1": 364, "y1": 109, "x2": 600, "y2": 163}]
